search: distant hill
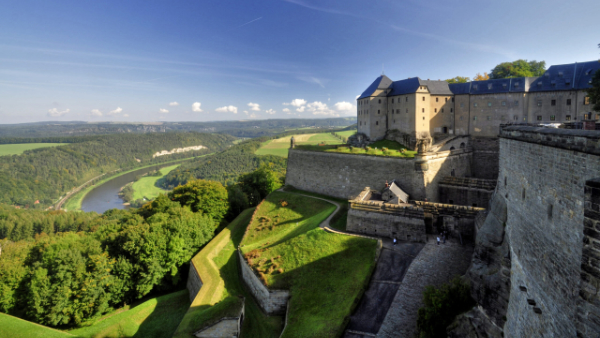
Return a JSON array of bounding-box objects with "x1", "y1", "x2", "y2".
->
[{"x1": 0, "y1": 117, "x2": 356, "y2": 139}]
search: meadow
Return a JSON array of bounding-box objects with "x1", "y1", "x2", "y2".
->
[
  {"x1": 297, "y1": 139, "x2": 417, "y2": 158},
  {"x1": 130, "y1": 164, "x2": 180, "y2": 201},
  {"x1": 240, "y1": 192, "x2": 377, "y2": 337},
  {"x1": 255, "y1": 133, "x2": 345, "y2": 158},
  {"x1": 0, "y1": 143, "x2": 64, "y2": 156}
]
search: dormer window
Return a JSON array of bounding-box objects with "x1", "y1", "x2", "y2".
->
[
  {"x1": 514, "y1": 82, "x2": 520, "y2": 88},
  {"x1": 487, "y1": 83, "x2": 492, "y2": 90},
  {"x1": 566, "y1": 80, "x2": 571, "y2": 86},
  {"x1": 502, "y1": 83, "x2": 507, "y2": 88},
  {"x1": 551, "y1": 80, "x2": 556, "y2": 87},
  {"x1": 544, "y1": 73, "x2": 550, "y2": 77},
  {"x1": 537, "y1": 81, "x2": 543, "y2": 86},
  {"x1": 558, "y1": 71, "x2": 563, "y2": 77},
  {"x1": 473, "y1": 84, "x2": 478, "y2": 90},
  {"x1": 586, "y1": 69, "x2": 592, "y2": 75}
]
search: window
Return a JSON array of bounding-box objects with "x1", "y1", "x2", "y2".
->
[
  {"x1": 488, "y1": 83, "x2": 492, "y2": 90},
  {"x1": 596, "y1": 114, "x2": 600, "y2": 121},
  {"x1": 567, "y1": 99, "x2": 572, "y2": 105},
  {"x1": 379, "y1": 99, "x2": 381, "y2": 104},
  {"x1": 551, "y1": 100, "x2": 556, "y2": 106},
  {"x1": 515, "y1": 82, "x2": 520, "y2": 88},
  {"x1": 376, "y1": 121, "x2": 379, "y2": 125},
  {"x1": 537, "y1": 100, "x2": 542, "y2": 107},
  {"x1": 473, "y1": 116, "x2": 477, "y2": 121},
  {"x1": 558, "y1": 71, "x2": 563, "y2": 77},
  {"x1": 584, "y1": 97, "x2": 590, "y2": 105},
  {"x1": 436, "y1": 98, "x2": 439, "y2": 102},
  {"x1": 474, "y1": 102, "x2": 478, "y2": 107},
  {"x1": 487, "y1": 116, "x2": 490, "y2": 121},
  {"x1": 435, "y1": 108, "x2": 437, "y2": 113},
  {"x1": 566, "y1": 115, "x2": 571, "y2": 121},
  {"x1": 502, "y1": 101, "x2": 506, "y2": 106},
  {"x1": 514, "y1": 100, "x2": 519, "y2": 105},
  {"x1": 392, "y1": 98, "x2": 394, "y2": 103},
  {"x1": 441, "y1": 108, "x2": 444, "y2": 113},
  {"x1": 460, "y1": 103, "x2": 464, "y2": 108},
  {"x1": 537, "y1": 115, "x2": 542, "y2": 121},
  {"x1": 473, "y1": 85, "x2": 478, "y2": 90},
  {"x1": 460, "y1": 116, "x2": 463, "y2": 120},
  {"x1": 406, "y1": 108, "x2": 408, "y2": 113},
  {"x1": 443, "y1": 126, "x2": 448, "y2": 133},
  {"x1": 522, "y1": 188, "x2": 526, "y2": 200},
  {"x1": 550, "y1": 115, "x2": 555, "y2": 121},
  {"x1": 397, "y1": 109, "x2": 400, "y2": 114},
  {"x1": 406, "y1": 97, "x2": 408, "y2": 102},
  {"x1": 450, "y1": 108, "x2": 453, "y2": 112},
  {"x1": 422, "y1": 108, "x2": 425, "y2": 112},
  {"x1": 445, "y1": 98, "x2": 448, "y2": 102},
  {"x1": 422, "y1": 97, "x2": 425, "y2": 101},
  {"x1": 504, "y1": 176, "x2": 507, "y2": 187},
  {"x1": 452, "y1": 98, "x2": 455, "y2": 102},
  {"x1": 394, "y1": 120, "x2": 396, "y2": 123},
  {"x1": 548, "y1": 204, "x2": 553, "y2": 220},
  {"x1": 488, "y1": 102, "x2": 492, "y2": 107},
  {"x1": 513, "y1": 115, "x2": 518, "y2": 121},
  {"x1": 378, "y1": 110, "x2": 380, "y2": 114},
  {"x1": 423, "y1": 117, "x2": 425, "y2": 120}
]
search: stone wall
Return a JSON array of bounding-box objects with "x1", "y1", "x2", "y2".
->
[
  {"x1": 346, "y1": 206, "x2": 426, "y2": 242},
  {"x1": 439, "y1": 177, "x2": 496, "y2": 207},
  {"x1": 186, "y1": 263, "x2": 203, "y2": 303},
  {"x1": 238, "y1": 250, "x2": 289, "y2": 315},
  {"x1": 496, "y1": 126, "x2": 600, "y2": 337},
  {"x1": 470, "y1": 137, "x2": 499, "y2": 179},
  {"x1": 285, "y1": 149, "x2": 473, "y2": 203},
  {"x1": 576, "y1": 179, "x2": 600, "y2": 337},
  {"x1": 193, "y1": 299, "x2": 244, "y2": 338}
]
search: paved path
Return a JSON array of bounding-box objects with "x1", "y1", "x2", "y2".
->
[{"x1": 377, "y1": 238, "x2": 474, "y2": 338}]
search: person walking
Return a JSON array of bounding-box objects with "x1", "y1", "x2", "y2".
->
[
  {"x1": 436, "y1": 236, "x2": 440, "y2": 245},
  {"x1": 393, "y1": 237, "x2": 397, "y2": 246}
]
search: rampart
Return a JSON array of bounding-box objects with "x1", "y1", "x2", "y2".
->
[
  {"x1": 439, "y1": 176, "x2": 496, "y2": 207},
  {"x1": 237, "y1": 249, "x2": 289, "y2": 315},
  {"x1": 454, "y1": 126, "x2": 600, "y2": 338},
  {"x1": 186, "y1": 263, "x2": 203, "y2": 303},
  {"x1": 285, "y1": 149, "x2": 472, "y2": 202}
]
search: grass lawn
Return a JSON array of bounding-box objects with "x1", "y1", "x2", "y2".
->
[
  {"x1": 0, "y1": 143, "x2": 64, "y2": 156},
  {"x1": 296, "y1": 139, "x2": 417, "y2": 158},
  {"x1": 173, "y1": 208, "x2": 283, "y2": 338},
  {"x1": 68, "y1": 290, "x2": 190, "y2": 338},
  {"x1": 282, "y1": 186, "x2": 349, "y2": 231},
  {"x1": 0, "y1": 313, "x2": 75, "y2": 338},
  {"x1": 334, "y1": 130, "x2": 357, "y2": 138},
  {"x1": 130, "y1": 164, "x2": 180, "y2": 201},
  {"x1": 255, "y1": 133, "x2": 345, "y2": 158},
  {"x1": 240, "y1": 192, "x2": 377, "y2": 337}
]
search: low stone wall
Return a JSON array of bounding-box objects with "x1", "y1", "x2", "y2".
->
[
  {"x1": 347, "y1": 208, "x2": 426, "y2": 242},
  {"x1": 439, "y1": 176, "x2": 496, "y2": 208},
  {"x1": 186, "y1": 263, "x2": 203, "y2": 303},
  {"x1": 193, "y1": 298, "x2": 245, "y2": 338},
  {"x1": 238, "y1": 249, "x2": 289, "y2": 315}
]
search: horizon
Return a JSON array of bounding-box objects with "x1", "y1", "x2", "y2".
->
[{"x1": 1, "y1": 0, "x2": 599, "y2": 123}]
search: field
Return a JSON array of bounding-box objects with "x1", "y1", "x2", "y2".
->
[
  {"x1": 173, "y1": 208, "x2": 283, "y2": 338},
  {"x1": 240, "y1": 192, "x2": 377, "y2": 337},
  {"x1": 255, "y1": 133, "x2": 345, "y2": 158},
  {"x1": 130, "y1": 164, "x2": 180, "y2": 201},
  {"x1": 0, "y1": 143, "x2": 64, "y2": 156},
  {"x1": 68, "y1": 290, "x2": 190, "y2": 338},
  {"x1": 334, "y1": 130, "x2": 357, "y2": 138},
  {"x1": 0, "y1": 313, "x2": 74, "y2": 338}
]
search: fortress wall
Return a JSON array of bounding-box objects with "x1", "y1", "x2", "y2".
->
[
  {"x1": 238, "y1": 250, "x2": 289, "y2": 315},
  {"x1": 186, "y1": 263, "x2": 203, "y2": 303},
  {"x1": 347, "y1": 208, "x2": 426, "y2": 242},
  {"x1": 470, "y1": 137, "x2": 499, "y2": 179},
  {"x1": 468, "y1": 93, "x2": 527, "y2": 137},
  {"x1": 496, "y1": 126, "x2": 600, "y2": 337},
  {"x1": 421, "y1": 151, "x2": 472, "y2": 202},
  {"x1": 285, "y1": 150, "x2": 421, "y2": 200}
]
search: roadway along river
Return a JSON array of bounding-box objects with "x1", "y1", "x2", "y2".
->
[{"x1": 80, "y1": 164, "x2": 171, "y2": 214}]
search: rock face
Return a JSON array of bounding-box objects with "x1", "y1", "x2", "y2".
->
[{"x1": 447, "y1": 195, "x2": 509, "y2": 338}]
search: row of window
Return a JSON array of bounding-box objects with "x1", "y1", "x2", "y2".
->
[{"x1": 361, "y1": 96, "x2": 592, "y2": 107}]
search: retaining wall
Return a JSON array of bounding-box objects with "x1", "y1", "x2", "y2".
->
[
  {"x1": 186, "y1": 263, "x2": 203, "y2": 303},
  {"x1": 347, "y1": 208, "x2": 426, "y2": 242},
  {"x1": 237, "y1": 250, "x2": 289, "y2": 315}
]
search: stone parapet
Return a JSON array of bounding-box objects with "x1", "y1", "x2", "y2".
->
[
  {"x1": 439, "y1": 177, "x2": 497, "y2": 191},
  {"x1": 347, "y1": 208, "x2": 426, "y2": 242},
  {"x1": 237, "y1": 249, "x2": 289, "y2": 315},
  {"x1": 500, "y1": 125, "x2": 600, "y2": 155},
  {"x1": 413, "y1": 201, "x2": 485, "y2": 218}
]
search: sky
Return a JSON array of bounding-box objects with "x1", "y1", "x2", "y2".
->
[{"x1": 1, "y1": 0, "x2": 599, "y2": 124}]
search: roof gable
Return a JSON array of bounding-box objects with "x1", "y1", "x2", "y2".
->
[{"x1": 358, "y1": 75, "x2": 393, "y2": 99}]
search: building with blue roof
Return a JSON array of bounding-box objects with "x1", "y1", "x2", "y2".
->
[{"x1": 357, "y1": 60, "x2": 599, "y2": 148}]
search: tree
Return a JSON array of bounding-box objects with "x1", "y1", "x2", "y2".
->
[
  {"x1": 445, "y1": 76, "x2": 470, "y2": 84},
  {"x1": 489, "y1": 60, "x2": 546, "y2": 79},
  {"x1": 585, "y1": 45, "x2": 600, "y2": 112},
  {"x1": 238, "y1": 164, "x2": 282, "y2": 206},
  {"x1": 169, "y1": 179, "x2": 229, "y2": 222},
  {"x1": 473, "y1": 72, "x2": 489, "y2": 81}
]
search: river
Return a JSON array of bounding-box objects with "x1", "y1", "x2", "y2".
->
[{"x1": 80, "y1": 164, "x2": 171, "y2": 214}]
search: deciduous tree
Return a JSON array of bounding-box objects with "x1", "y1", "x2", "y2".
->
[
  {"x1": 445, "y1": 76, "x2": 470, "y2": 84},
  {"x1": 489, "y1": 60, "x2": 546, "y2": 79}
]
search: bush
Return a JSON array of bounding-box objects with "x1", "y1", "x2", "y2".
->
[{"x1": 417, "y1": 276, "x2": 475, "y2": 338}]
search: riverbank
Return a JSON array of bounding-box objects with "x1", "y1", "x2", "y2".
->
[
  {"x1": 120, "y1": 164, "x2": 180, "y2": 206},
  {"x1": 62, "y1": 155, "x2": 211, "y2": 212}
]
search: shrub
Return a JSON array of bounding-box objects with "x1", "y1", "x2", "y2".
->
[{"x1": 417, "y1": 276, "x2": 475, "y2": 338}]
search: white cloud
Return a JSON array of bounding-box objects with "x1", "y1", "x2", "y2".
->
[
  {"x1": 243, "y1": 110, "x2": 249, "y2": 115},
  {"x1": 247, "y1": 102, "x2": 260, "y2": 111},
  {"x1": 90, "y1": 109, "x2": 103, "y2": 117},
  {"x1": 265, "y1": 109, "x2": 276, "y2": 115},
  {"x1": 124, "y1": 114, "x2": 130, "y2": 117},
  {"x1": 48, "y1": 108, "x2": 69, "y2": 117},
  {"x1": 216, "y1": 105, "x2": 238, "y2": 114},
  {"x1": 334, "y1": 101, "x2": 355, "y2": 112},
  {"x1": 282, "y1": 108, "x2": 290, "y2": 112},
  {"x1": 306, "y1": 101, "x2": 340, "y2": 117},
  {"x1": 290, "y1": 99, "x2": 306, "y2": 107},
  {"x1": 159, "y1": 108, "x2": 169, "y2": 114},
  {"x1": 296, "y1": 106, "x2": 306, "y2": 112},
  {"x1": 192, "y1": 102, "x2": 203, "y2": 112},
  {"x1": 169, "y1": 101, "x2": 179, "y2": 106},
  {"x1": 108, "y1": 107, "x2": 123, "y2": 115},
  {"x1": 249, "y1": 113, "x2": 257, "y2": 118}
]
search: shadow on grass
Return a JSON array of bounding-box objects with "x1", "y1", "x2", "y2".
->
[{"x1": 131, "y1": 290, "x2": 191, "y2": 338}]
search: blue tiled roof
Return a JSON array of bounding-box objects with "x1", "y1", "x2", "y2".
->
[
  {"x1": 387, "y1": 78, "x2": 420, "y2": 96},
  {"x1": 358, "y1": 75, "x2": 392, "y2": 99}
]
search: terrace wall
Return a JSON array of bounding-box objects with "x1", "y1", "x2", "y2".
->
[
  {"x1": 237, "y1": 250, "x2": 289, "y2": 315},
  {"x1": 186, "y1": 263, "x2": 203, "y2": 303},
  {"x1": 347, "y1": 203, "x2": 426, "y2": 242}
]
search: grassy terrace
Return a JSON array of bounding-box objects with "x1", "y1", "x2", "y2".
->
[
  {"x1": 173, "y1": 208, "x2": 283, "y2": 338},
  {"x1": 255, "y1": 133, "x2": 344, "y2": 158},
  {"x1": 240, "y1": 192, "x2": 377, "y2": 337},
  {"x1": 296, "y1": 139, "x2": 417, "y2": 158},
  {"x1": 130, "y1": 164, "x2": 179, "y2": 201},
  {"x1": 0, "y1": 313, "x2": 74, "y2": 338}
]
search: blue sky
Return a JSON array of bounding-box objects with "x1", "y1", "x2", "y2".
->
[{"x1": 1, "y1": 0, "x2": 599, "y2": 123}]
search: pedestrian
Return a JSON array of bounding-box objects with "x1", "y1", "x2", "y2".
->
[
  {"x1": 393, "y1": 237, "x2": 397, "y2": 246},
  {"x1": 443, "y1": 234, "x2": 446, "y2": 244},
  {"x1": 436, "y1": 236, "x2": 440, "y2": 245}
]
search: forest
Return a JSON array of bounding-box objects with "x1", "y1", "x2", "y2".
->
[
  {"x1": 0, "y1": 117, "x2": 356, "y2": 139},
  {"x1": 0, "y1": 165, "x2": 282, "y2": 328},
  {"x1": 0, "y1": 132, "x2": 235, "y2": 207}
]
